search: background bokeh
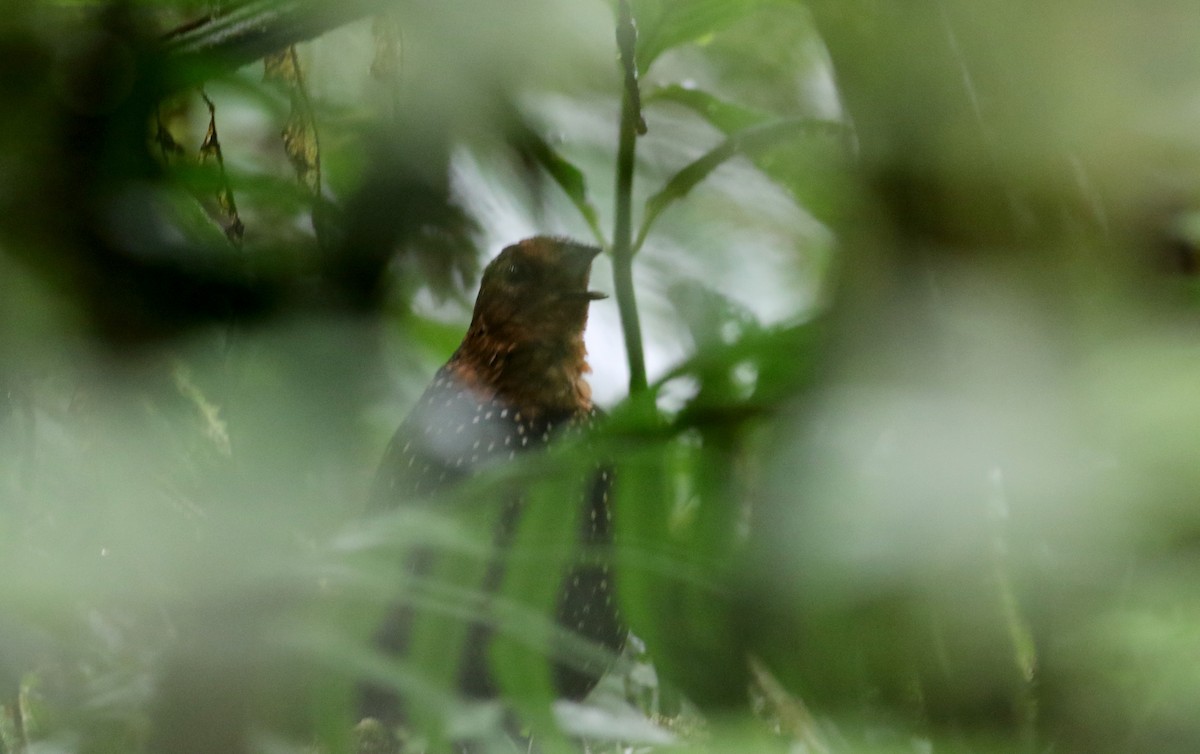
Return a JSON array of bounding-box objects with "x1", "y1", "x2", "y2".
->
[{"x1": 3, "y1": 1, "x2": 1200, "y2": 752}]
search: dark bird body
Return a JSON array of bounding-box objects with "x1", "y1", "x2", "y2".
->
[{"x1": 363, "y1": 237, "x2": 624, "y2": 719}]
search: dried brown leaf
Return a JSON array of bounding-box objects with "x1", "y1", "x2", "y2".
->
[
  {"x1": 198, "y1": 92, "x2": 244, "y2": 245},
  {"x1": 264, "y1": 46, "x2": 321, "y2": 198}
]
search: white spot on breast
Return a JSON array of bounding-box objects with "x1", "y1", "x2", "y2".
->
[
  {"x1": 500, "y1": 409, "x2": 508, "y2": 418},
  {"x1": 521, "y1": 436, "x2": 529, "y2": 447}
]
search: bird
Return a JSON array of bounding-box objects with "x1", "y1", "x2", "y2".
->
[{"x1": 361, "y1": 236, "x2": 625, "y2": 722}]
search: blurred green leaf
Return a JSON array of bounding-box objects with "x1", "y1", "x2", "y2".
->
[
  {"x1": 632, "y1": 0, "x2": 767, "y2": 74},
  {"x1": 601, "y1": 305, "x2": 823, "y2": 710},
  {"x1": 490, "y1": 468, "x2": 583, "y2": 750},
  {"x1": 611, "y1": 446, "x2": 676, "y2": 687},
  {"x1": 636, "y1": 118, "x2": 840, "y2": 251},
  {"x1": 645, "y1": 85, "x2": 850, "y2": 228},
  {"x1": 9, "y1": 0, "x2": 1200, "y2": 751},
  {"x1": 164, "y1": 0, "x2": 386, "y2": 84},
  {"x1": 512, "y1": 124, "x2": 607, "y2": 249},
  {"x1": 397, "y1": 503, "x2": 500, "y2": 750},
  {"x1": 646, "y1": 84, "x2": 773, "y2": 133}
]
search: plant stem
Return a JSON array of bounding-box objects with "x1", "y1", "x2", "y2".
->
[{"x1": 612, "y1": 0, "x2": 648, "y2": 394}]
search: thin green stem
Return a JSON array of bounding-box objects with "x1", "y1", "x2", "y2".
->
[{"x1": 613, "y1": 0, "x2": 648, "y2": 394}]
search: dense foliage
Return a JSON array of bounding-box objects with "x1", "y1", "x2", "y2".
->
[{"x1": 3, "y1": 1, "x2": 1200, "y2": 753}]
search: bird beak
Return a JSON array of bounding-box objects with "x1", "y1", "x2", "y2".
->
[
  {"x1": 560, "y1": 288, "x2": 608, "y2": 302},
  {"x1": 561, "y1": 242, "x2": 603, "y2": 271},
  {"x1": 560, "y1": 242, "x2": 607, "y2": 301}
]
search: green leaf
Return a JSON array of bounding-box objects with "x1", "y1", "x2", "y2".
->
[
  {"x1": 403, "y1": 501, "x2": 504, "y2": 750},
  {"x1": 632, "y1": 0, "x2": 766, "y2": 74},
  {"x1": 608, "y1": 436, "x2": 749, "y2": 710},
  {"x1": 665, "y1": 318, "x2": 824, "y2": 418},
  {"x1": 514, "y1": 126, "x2": 607, "y2": 249},
  {"x1": 646, "y1": 84, "x2": 773, "y2": 134},
  {"x1": 745, "y1": 126, "x2": 853, "y2": 228},
  {"x1": 611, "y1": 445, "x2": 675, "y2": 686},
  {"x1": 665, "y1": 437, "x2": 751, "y2": 708},
  {"x1": 644, "y1": 86, "x2": 852, "y2": 229},
  {"x1": 489, "y1": 467, "x2": 583, "y2": 750},
  {"x1": 635, "y1": 117, "x2": 841, "y2": 251}
]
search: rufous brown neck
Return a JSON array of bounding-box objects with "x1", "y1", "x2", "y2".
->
[{"x1": 448, "y1": 319, "x2": 593, "y2": 418}]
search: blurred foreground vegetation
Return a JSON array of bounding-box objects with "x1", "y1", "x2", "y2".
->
[{"x1": 4, "y1": 1, "x2": 1200, "y2": 752}]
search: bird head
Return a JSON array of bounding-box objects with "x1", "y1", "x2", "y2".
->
[
  {"x1": 468, "y1": 236, "x2": 606, "y2": 346},
  {"x1": 452, "y1": 236, "x2": 606, "y2": 413}
]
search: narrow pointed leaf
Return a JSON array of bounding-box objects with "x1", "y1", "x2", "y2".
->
[
  {"x1": 518, "y1": 127, "x2": 607, "y2": 248},
  {"x1": 489, "y1": 467, "x2": 583, "y2": 750},
  {"x1": 635, "y1": 118, "x2": 840, "y2": 251},
  {"x1": 646, "y1": 84, "x2": 773, "y2": 134}
]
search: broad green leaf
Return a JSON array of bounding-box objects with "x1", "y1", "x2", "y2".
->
[
  {"x1": 744, "y1": 126, "x2": 852, "y2": 229},
  {"x1": 669, "y1": 437, "x2": 750, "y2": 708},
  {"x1": 611, "y1": 446, "x2": 675, "y2": 694},
  {"x1": 608, "y1": 436, "x2": 749, "y2": 710},
  {"x1": 635, "y1": 118, "x2": 841, "y2": 251},
  {"x1": 646, "y1": 84, "x2": 773, "y2": 134},
  {"x1": 662, "y1": 318, "x2": 824, "y2": 417},
  {"x1": 645, "y1": 86, "x2": 851, "y2": 228},
  {"x1": 632, "y1": 0, "x2": 766, "y2": 74}
]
